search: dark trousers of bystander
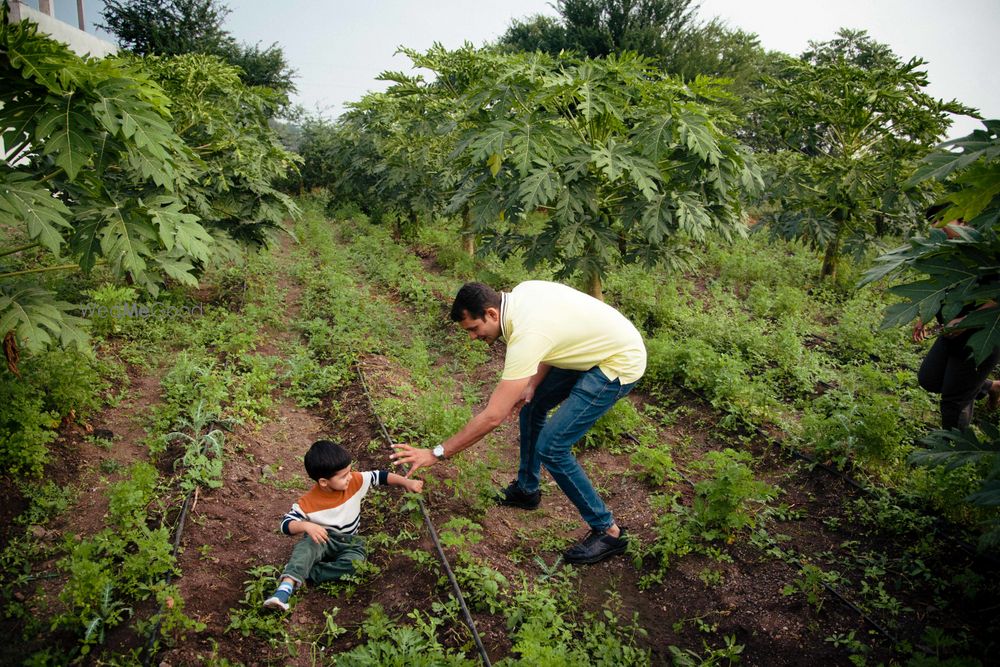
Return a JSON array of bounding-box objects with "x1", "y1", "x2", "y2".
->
[{"x1": 918, "y1": 332, "x2": 1000, "y2": 429}]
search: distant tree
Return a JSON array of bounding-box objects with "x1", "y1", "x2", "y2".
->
[
  {"x1": 100, "y1": 0, "x2": 229, "y2": 56},
  {"x1": 671, "y1": 19, "x2": 764, "y2": 90},
  {"x1": 100, "y1": 0, "x2": 296, "y2": 109},
  {"x1": 754, "y1": 51, "x2": 970, "y2": 278},
  {"x1": 499, "y1": 14, "x2": 570, "y2": 54},
  {"x1": 497, "y1": 0, "x2": 765, "y2": 95},
  {"x1": 498, "y1": 0, "x2": 697, "y2": 63},
  {"x1": 801, "y1": 28, "x2": 901, "y2": 70},
  {"x1": 558, "y1": 0, "x2": 698, "y2": 62},
  {"x1": 216, "y1": 40, "x2": 296, "y2": 98}
]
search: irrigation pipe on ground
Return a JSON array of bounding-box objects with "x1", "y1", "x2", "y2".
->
[{"x1": 355, "y1": 362, "x2": 494, "y2": 667}]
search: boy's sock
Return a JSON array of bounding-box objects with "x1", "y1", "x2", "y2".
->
[{"x1": 263, "y1": 580, "x2": 295, "y2": 612}]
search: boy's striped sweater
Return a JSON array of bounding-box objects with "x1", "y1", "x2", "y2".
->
[{"x1": 280, "y1": 470, "x2": 388, "y2": 535}]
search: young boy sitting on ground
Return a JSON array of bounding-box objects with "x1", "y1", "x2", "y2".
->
[{"x1": 263, "y1": 439, "x2": 423, "y2": 611}]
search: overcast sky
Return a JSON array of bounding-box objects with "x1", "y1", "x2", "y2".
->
[{"x1": 73, "y1": 0, "x2": 1000, "y2": 140}]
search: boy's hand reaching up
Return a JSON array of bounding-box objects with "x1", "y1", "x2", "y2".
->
[{"x1": 406, "y1": 478, "x2": 424, "y2": 494}]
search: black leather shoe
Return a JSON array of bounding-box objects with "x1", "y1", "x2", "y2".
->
[
  {"x1": 497, "y1": 480, "x2": 540, "y2": 510},
  {"x1": 563, "y1": 528, "x2": 628, "y2": 564}
]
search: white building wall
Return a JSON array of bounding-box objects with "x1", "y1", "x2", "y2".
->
[
  {"x1": 3, "y1": 2, "x2": 119, "y2": 161},
  {"x1": 8, "y1": 1, "x2": 118, "y2": 58}
]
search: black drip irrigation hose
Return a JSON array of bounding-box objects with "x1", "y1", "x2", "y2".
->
[
  {"x1": 355, "y1": 362, "x2": 494, "y2": 667},
  {"x1": 671, "y1": 383, "x2": 1000, "y2": 570},
  {"x1": 627, "y1": 432, "x2": 913, "y2": 651},
  {"x1": 141, "y1": 484, "x2": 195, "y2": 667}
]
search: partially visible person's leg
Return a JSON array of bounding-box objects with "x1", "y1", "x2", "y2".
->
[
  {"x1": 535, "y1": 367, "x2": 633, "y2": 531},
  {"x1": 265, "y1": 535, "x2": 336, "y2": 611},
  {"x1": 281, "y1": 534, "x2": 336, "y2": 587},
  {"x1": 307, "y1": 533, "x2": 366, "y2": 584},
  {"x1": 938, "y1": 337, "x2": 1000, "y2": 429},
  {"x1": 917, "y1": 336, "x2": 949, "y2": 394},
  {"x1": 515, "y1": 368, "x2": 581, "y2": 494}
]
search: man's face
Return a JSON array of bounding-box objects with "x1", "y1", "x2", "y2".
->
[
  {"x1": 318, "y1": 465, "x2": 352, "y2": 492},
  {"x1": 458, "y1": 308, "x2": 501, "y2": 345}
]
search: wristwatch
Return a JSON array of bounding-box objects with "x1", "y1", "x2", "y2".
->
[{"x1": 432, "y1": 444, "x2": 446, "y2": 460}]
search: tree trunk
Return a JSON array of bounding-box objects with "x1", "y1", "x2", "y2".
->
[
  {"x1": 820, "y1": 222, "x2": 844, "y2": 280},
  {"x1": 587, "y1": 271, "x2": 604, "y2": 301},
  {"x1": 462, "y1": 207, "x2": 475, "y2": 257}
]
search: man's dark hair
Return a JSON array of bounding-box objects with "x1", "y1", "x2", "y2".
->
[
  {"x1": 450, "y1": 282, "x2": 501, "y2": 322},
  {"x1": 304, "y1": 440, "x2": 352, "y2": 480}
]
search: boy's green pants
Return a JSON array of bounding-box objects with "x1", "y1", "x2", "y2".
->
[{"x1": 282, "y1": 530, "x2": 366, "y2": 585}]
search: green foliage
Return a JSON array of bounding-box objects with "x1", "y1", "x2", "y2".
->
[
  {"x1": 331, "y1": 603, "x2": 478, "y2": 666},
  {"x1": 0, "y1": 377, "x2": 59, "y2": 477},
  {"x1": 0, "y1": 13, "x2": 298, "y2": 365},
  {"x1": 282, "y1": 344, "x2": 347, "y2": 407},
  {"x1": 798, "y1": 386, "x2": 914, "y2": 468},
  {"x1": 581, "y1": 398, "x2": 645, "y2": 452},
  {"x1": 630, "y1": 444, "x2": 678, "y2": 486},
  {"x1": 454, "y1": 561, "x2": 509, "y2": 614},
  {"x1": 864, "y1": 120, "x2": 1000, "y2": 365},
  {"x1": 0, "y1": 348, "x2": 107, "y2": 476},
  {"x1": 782, "y1": 562, "x2": 843, "y2": 612},
  {"x1": 755, "y1": 41, "x2": 968, "y2": 278},
  {"x1": 54, "y1": 463, "x2": 179, "y2": 655},
  {"x1": 909, "y1": 425, "x2": 1000, "y2": 549},
  {"x1": 84, "y1": 284, "x2": 140, "y2": 337},
  {"x1": 690, "y1": 449, "x2": 779, "y2": 539},
  {"x1": 504, "y1": 572, "x2": 651, "y2": 665},
  {"x1": 667, "y1": 634, "x2": 744, "y2": 666},
  {"x1": 100, "y1": 0, "x2": 296, "y2": 105},
  {"x1": 498, "y1": 0, "x2": 766, "y2": 94},
  {"x1": 167, "y1": 400, "x2": 226, "y2": 494},
  {"x1": 139, "y1": 53, "x2": 300, "y2": 242},
  {"x1": 14, "y1": 479, "x2": 77, "y2": 526},
  {"x1": 226, "y1": 565, "x2": 294, "y2": 646},
  {"x1": 641, "y1": 494, "x2": 694, "y2": 582},
  {"x1": 447, "y1": 49, "x2": 761, "y2": 293}
]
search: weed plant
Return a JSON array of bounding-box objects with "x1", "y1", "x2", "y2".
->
[
  {"x1": 50, "y1": 463, "x2": 189, "y2": 659},
  {"x1": 0, "y1": 349, "x2": 110, "y2": 476}
]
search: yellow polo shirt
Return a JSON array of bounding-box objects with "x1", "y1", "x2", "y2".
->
[{"x1": 499, "y1": 281, "x2": 646, "y2": 384}]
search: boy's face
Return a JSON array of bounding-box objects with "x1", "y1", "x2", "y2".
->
[{"x1": 318, "y1": 465, "x2": 352, "y2": 492}]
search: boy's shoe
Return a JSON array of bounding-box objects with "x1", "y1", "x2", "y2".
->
[
  {"x1": 263, "y1": 583, "x2": 293, "y2": 612},
  {"x1": 563, "y1": 528, "x2": 628, "y2": 565},
  {"x1": 496, "y1": 480, "x2": 540, "y2": 510}
]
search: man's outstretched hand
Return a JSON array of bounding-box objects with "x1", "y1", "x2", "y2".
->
[{"x1": 390, "y1": 443, "x2": 436, "y2": 478}]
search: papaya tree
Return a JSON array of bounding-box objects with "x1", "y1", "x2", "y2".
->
[
  {"x1": 447, "y1": 50, "x2": 761, "y2": 297},
  {"x1": 0, "y1": 10, "x2": 297, "y2": 366},
  {"x1": 754, "y1": 33, "x2": 969, "y2": 279}
]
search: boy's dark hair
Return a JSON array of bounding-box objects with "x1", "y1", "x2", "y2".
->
[
  {"x1": 450, "y1": 282, "x2": 501, "y2": 322},
  {"x1": 304, "y1": 440, "x2": 352, "y2": 480}
]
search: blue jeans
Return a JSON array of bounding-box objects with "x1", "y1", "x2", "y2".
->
[{"x1": 517, "y1": 366, "x2": 635, "y2": 531}]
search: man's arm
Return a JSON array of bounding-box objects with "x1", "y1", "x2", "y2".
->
[{"x1": 390, "y1": 376, "x2": 531, "y2": 477}]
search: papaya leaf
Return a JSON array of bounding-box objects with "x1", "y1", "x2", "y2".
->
[
  {"x1": 0, "y1": 171, "x2": 72, "y2": 253},
  {"x1": 36, "y1": 97, "x2": 96, "y2": 181},
  {"x1": 0, "y1": 285, "x2": 89, "y2": 355},
  {"x1": 965, "y1": 480, "x2": 1000, "y2": 507},
  {"x1": 954, "y1": 308, "x2": 1000, "y2": 365}
]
